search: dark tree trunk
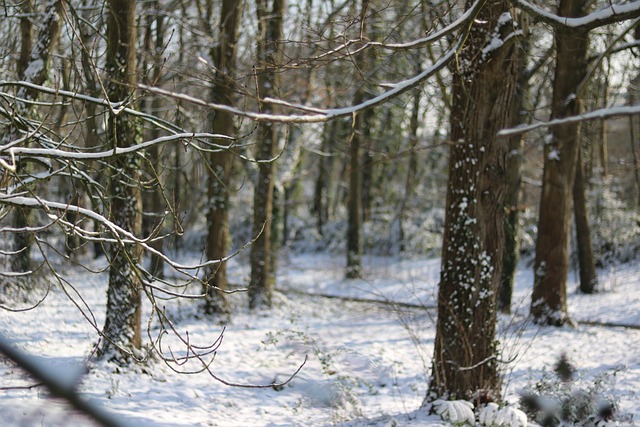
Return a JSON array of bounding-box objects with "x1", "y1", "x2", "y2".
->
[
  {"x1": 9, "y1": 0, "x2": 64, "y2": 273},
  {"x1": 203, "y1": 0, "x2": 243, "y2": 317},
  {"x1": 573, "y1": 149, "x2": 599, "y2": 293},
  {"x1": 98, "y1": 0, "x2": 143, "y2": 361},
  {"x1": 345, "y1": 0, "x2": 372, "y2": 279},
  {"x1": 427, "y1": 0, "x2": 520, "y2": 402},
  {"x1": 532, "y1": 0, "x2": 589, "y2": 326},
  {"x1": 499, "y1": 35, "x2": 530, "y2": 314},
  {"x1": 313, "y1": 121, "x2": 339, "y2": 236},
  {"x1": 398, "y1": 57, "x2": 422, "y2": 254},
  {"x1": 249, "y1": 0, "x2": 285, "y2": 309}
]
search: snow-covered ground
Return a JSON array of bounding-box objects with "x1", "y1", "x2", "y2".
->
[{"x1": 0, "y1": 251, "x2": 639, "y2": 426}]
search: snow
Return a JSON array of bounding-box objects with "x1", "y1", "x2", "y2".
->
[{"x1": 1, "y1": 251, "x2": 640, "y2": 426}]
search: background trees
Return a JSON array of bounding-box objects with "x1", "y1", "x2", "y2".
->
[{"x1": 1, "y1": 0, "x2": 640, "y2": 416}]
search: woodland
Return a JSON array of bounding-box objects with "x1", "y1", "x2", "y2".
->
[{"x1": 1, "y1": 0, "x2": 640, "y2": 426}]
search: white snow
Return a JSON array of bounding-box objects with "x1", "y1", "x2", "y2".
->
[{"x1": 0, "y1": 252, "x2": 639, "y2": 426}]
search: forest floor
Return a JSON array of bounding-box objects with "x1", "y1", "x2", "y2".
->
[{"x1": 0, "y1": 250, "x2": 639, "y2": 426}]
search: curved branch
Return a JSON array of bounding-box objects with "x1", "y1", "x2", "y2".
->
[{"x1": 511, "y1": 0, "x2": 640, "y2": 31}]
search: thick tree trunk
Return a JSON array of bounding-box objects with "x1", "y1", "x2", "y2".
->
[
  {"x1": 531, "y1": 0, "x2": 589, "y2": 326},
  {"x1": 98, "y1": 0, "x2": 143, "y2": 361},
  {"x1": 249, "y1": 0, "x2": 285, "y2": 309},
  {"x1": 203, "y1": 0, "x2": 243, "y2": 317},
  {"x1": 427, "y1": 0, "x2": 520, "y2": 402},
  {"x1": 573, "y1": 149, "x2": 599, "y2": 293}
]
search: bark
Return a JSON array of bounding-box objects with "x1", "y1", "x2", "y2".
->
[
  {"x1": 531, "y1": 0, "x2": 589, "y2": 326},
  {"x1": 202, "y1": 0, "x2": 243, "y2": 317},
  {"x1": 573, "y1": 149, "x2": 599, "y2": 293},
  {"x1": 249, "y1": 0, "x2": 285, "y2": 309},
  {"x1": 17, "y1": 0, "x2": 34, "y2": 80},
  {"x1": 10, "y1": 0, "x2": 64, "y2": 273},
  {"x1": 98, "y1": 0, "x2": 143, "y2": 361},
  {"x1": 427, "y1": 0, "x2": 520, "y2": 402}
]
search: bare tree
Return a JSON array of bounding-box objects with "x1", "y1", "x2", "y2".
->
[
  {"x1": 203, "y1": 0, "x2": 243, "y2": 317},
  {"x1": 249, "y1": 0, "x2": 286, "y2": 309},
  {"x1": 7, "y1": 0, "x2": 64, "y2": 273},
  {"x1": 427, "y1": 0, "x2": 522, "y2": 402},
  {"x1": 97, "y1": 0, "x2": 143, "y2": 361}
]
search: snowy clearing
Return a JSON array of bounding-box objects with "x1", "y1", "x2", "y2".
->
[{"x1": 0, "y1": 252, "x2": 639, "y2": 426}]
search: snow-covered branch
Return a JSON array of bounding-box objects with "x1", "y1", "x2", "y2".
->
[
  {"x1": 2, "y1": 132, "x2": 233, "y2": 162},
  {"x1": 498, "y1": 104, "x2": 640, "y2": 136},
  {"x1": 512, "y1": 0, "x2": 640, "y2": 31}
]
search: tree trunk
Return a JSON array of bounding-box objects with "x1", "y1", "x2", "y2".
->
[
  {"x1": 203, "y1": 0, "x2": 243, "y2": 317},
  {"x1": 141, "y1": 0, "x2": 166, "y2": 279},
  {"x1": 398, "y1": 83, "x2": 421, "y2": 254},
  {"x1": 573, "y1": 149, "x2": 599, "y2": 293},
  {"x1": 427, "y1": 0, "x2": 520, "y2": 402},
  {"x1": 531, "y1": 0, "x2": 589, "y2": 326},
  {"x1": 499, "y1": 33, "x2": 530, "y2": 314},
  {"x1": 98, "y1": 0, "x2": 143, "y2": 361},
  {"x1": 9, "y1": 0, "x2": 64, "y2": 273},
  {"x1": 249, "y1": 0, "x2": 285, "y2": 309},
  {"x1": 345, "y1": 0, "x2": 371, "y2": 279}
]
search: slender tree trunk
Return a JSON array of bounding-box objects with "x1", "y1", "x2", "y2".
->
[
  {"x1": 9, "y1": 0, "x2": 64, "y2": 273},
  {"x1": 249, "y1": 0, "x2": 285, "y2": 309},
  {"x1": 98, "y1": 0, "x2": 143, "y2": 361},
  {"x1": 427, "y1": 0, "x2": 520, "y2": 402},
  {"x1": 203, "y1": 0, "x2": 243, "y2": 317},
  {"x1": 141, "y1": 0, "x2": 166, "y2": 279},
  {"x1": 398, "y1": 83, "x2": 421, "y2": 254},
  {"x1": 531, "y1": 0, "x2": 589, "y2": 326},
  {"x1": 499, "y1": 34, "x2": 530, "y2": 314},
  {"x1": 345, "y1": 0, "x2": 371, "y2": 279},
  {"x1": 574, "y1": 149, "x2": 599, "y2": 293}
]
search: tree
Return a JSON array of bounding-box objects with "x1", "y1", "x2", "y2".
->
[
  {"x1": 531, "y1": 0, "x2": 588, "y2": 325},
  {"x1": 141, "y1": 0, "x2": 167, "y2": 280},
  {"x1": 427, "y1": 0, "x2": 522, "y2": 402},
  {"x1": 98, "y1": 0, "x2": 143, "y2": 361},
  {"x1": 7, "y1": 0, "x2": 64, "y2": 273},
  {"x1": 345, "y1": 0, "x2": 373, "y2": 279},
  {"x1": 249, "y1": 0, "x2": 286, "y2": 309},
  {"x1": 202, "y1": 0, "x2": 243, "y2": 317}
]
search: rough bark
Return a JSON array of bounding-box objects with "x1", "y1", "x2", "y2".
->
[
  {"x1": 531, "y1": 0, "x2": 589, "y2": 326},
  {"x1": 249, "y1": 0, "x2": 285, "y2": 309},
  {"x1": 427, "y1": 0, "x2": 520, "y2": 402},
  {"x1": 203, "y1": 0, "x2": 243, "y2": 317},
  {"x1": 98, "y1": 0, "x2": 143, "y2": 361}
]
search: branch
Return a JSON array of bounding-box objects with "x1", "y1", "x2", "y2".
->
[
  {"x1": 512, "y1": 0, "x2": 640, "y2": 31},
  {"x1": 139, "y1": 38, "x2": 462, "y2": 123},
  {"x1": 498, "y1": 104, "x2": 640, "y2": 136},
  {"x1": 0, "y1": 334, "x2": 130, "y2": 427}
]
